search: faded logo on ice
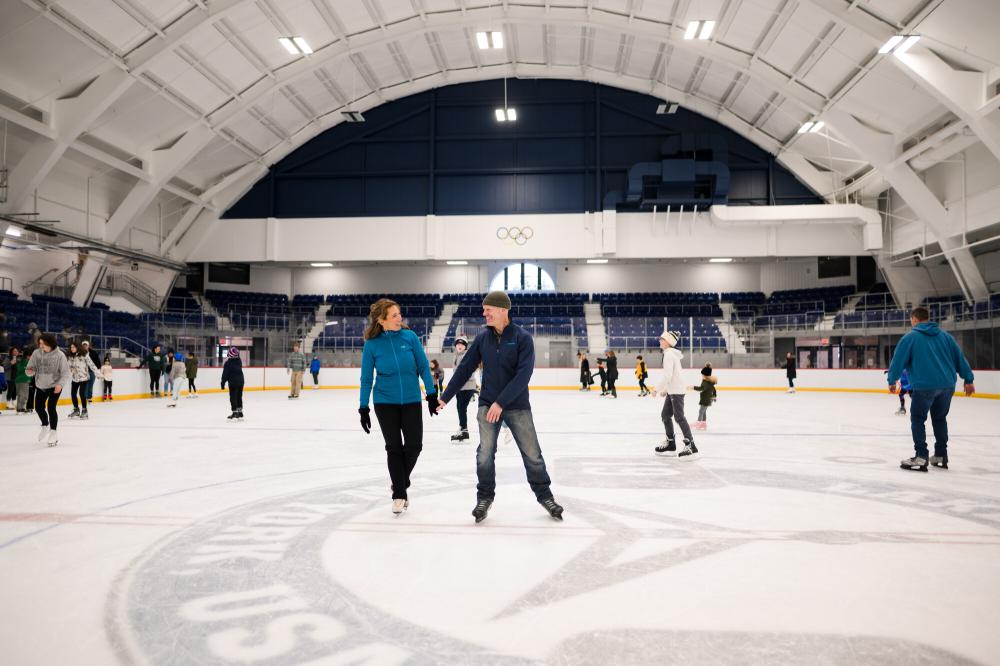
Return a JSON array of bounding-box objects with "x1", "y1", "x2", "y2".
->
[{"x1": 109, "y1": 460, "x2": 1000, "y2": 665}]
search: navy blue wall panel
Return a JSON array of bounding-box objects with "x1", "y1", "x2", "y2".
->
[{"x1": 223, "y1": 80, "x2": 822, "y2": 219}]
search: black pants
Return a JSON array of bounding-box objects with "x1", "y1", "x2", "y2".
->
[
  {"x1": 35, "y1": 387, "x2": 59, "y2": 430},
  {"x1": 899, "y1": 388, "x2": 908, "y2": 408},
  {"x1": 188, "y1": 378, "x2": 197, "y2": 392},
  {"x1": 638, "y1": 377, "x2": 648, "y2": 393},
  {"x1": 788, "y1": 376, "x2": 795, "y2": 388},
  {"x1": 5, "y1": 381, "x2": 16, "y2": 401},
  {"x1": 374, "y1": 403, "x2": 423, "y2": 500},
  {"x1": 607, "y1": 376, "x2": 617, "y2": 397},
  {"x1": 27, "y1": 380, "x2": 36, "y2": 410},
  {"x1": 103, "y1": 380, "x2": 113, "y2": 397},
  {"x1": 149, "y1": 369, "x2": 161, "y2": 393},
  {"x1": 70, "y1": 380, "x2": 88, "y2": 411},
  {"x1": 311, "y1": 371, "x2": 319, "y2": 386},
  {"x1": 456, "y1": 389, "x2": 476, "y2": 430},
  {"x1": 228, "y1": 384, "x2": 244, "y2": 411}
]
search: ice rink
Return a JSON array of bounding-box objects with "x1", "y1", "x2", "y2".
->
[{"x1": 1, "y1": 386, "x2": 999, "y2": 665}]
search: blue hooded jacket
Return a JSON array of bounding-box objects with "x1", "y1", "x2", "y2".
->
[
  {"x1": 887, "y1": 322, "x2": 974, "y2": 391},
  {"x1": 359, "y1": 328, "x2": 435, "y2": 407}
]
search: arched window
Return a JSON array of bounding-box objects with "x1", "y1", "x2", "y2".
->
[{"x1": 490, "y1": 263, "x2": 555, "y2": 292}]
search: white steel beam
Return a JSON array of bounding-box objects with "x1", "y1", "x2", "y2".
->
[
  {"x1": 826, "y1": 107, "x2": 989, "y2": 301},
  {"x1": 0, "y1": 68, "x2": 133, "y2": 215}
]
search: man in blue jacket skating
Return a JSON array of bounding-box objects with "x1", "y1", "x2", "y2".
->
[
  {"x1": 887, "y1": 306, "x2": 975, "y2": 472},
  {"x1": 437, "y1": 291, "x2": 563, "y2": 524}
]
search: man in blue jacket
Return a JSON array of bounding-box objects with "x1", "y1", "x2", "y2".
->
[
  {"x1": 887, "y1": 307, "x2": 975, "y2": 472},
  {"x1": 438, "y1": 291, "x2": 563, "y2": 523}
]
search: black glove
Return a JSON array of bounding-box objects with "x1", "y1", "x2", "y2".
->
[
  {"x1": 426, "y1": 393, "x2": 439, "y2": 416},
  {"x1": 359, "y1": 407, "x2": 371, "y2": 434}
]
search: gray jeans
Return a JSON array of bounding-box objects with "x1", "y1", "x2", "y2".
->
[
  {"x1": 661, "y1": 394, "x2": 693, "y2": 441},
  {"x1": 697, "y1": 404, "x2": 708, "y2": 421},
  {"x1": 16, "y1": 382, "x2": 29, "y2": 411}
]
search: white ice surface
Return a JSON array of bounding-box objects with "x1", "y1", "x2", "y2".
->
[{"x1": 1, "y1": 388, "x2": 999, "y2": 665}]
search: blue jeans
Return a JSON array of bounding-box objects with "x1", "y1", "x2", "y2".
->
[
  {"x1": 909, "y1": 388, "x2": 953, "y2": 460},
  {"x1": 476, "y1": 407, "x2": 552, "y2": 502},
  {"x1": 86, "y1": 370, "x2": 96, "y2": 401}
]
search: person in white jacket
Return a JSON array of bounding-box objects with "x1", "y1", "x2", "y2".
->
[{"x1": 653, "y1": 330, "x2": 697, "y2": 459}]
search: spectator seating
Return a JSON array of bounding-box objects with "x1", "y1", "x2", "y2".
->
[
  {"x1": 165, "y1": 286, "x2": 201, "y2": 312},
  {"x1": 327, "y1": 294, "x2": 442, "y2": 318},
  {"x1": 606, "y1": 316, "x2": 725, "y2": 350},
  {"x1": 765, "y1": 286, "x2": 854, "y2": 314}
]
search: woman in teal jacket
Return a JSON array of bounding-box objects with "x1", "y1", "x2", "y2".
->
[{"x1": 359, "y1": 298, "x2": 438, "y2": 515}]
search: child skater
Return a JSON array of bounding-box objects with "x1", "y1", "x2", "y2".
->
[
  {"x1": 635, "y1": 355, "x2": 650, "y2": 396},
  {"x1": 884, "y1": 368, "x2": 911, "y2": 415},
  {"x1": 430, "y1": 358, "x2": 445, "y2": 396},
  {"x1": 691, "y1": 363, "x2": 718, "y2": 430},
  {"x1": 185, "y1": 350, "x2": 199, "y2": 397},
  {"x1": 167, "y1": 352, "x2": 185, "y2": 407},
  {"x1": 221, "y1": 347, "x2": 244, "y2": 420},
  {"x1": 100, "y1": 355, "x2": 113, "y2": 401},
  {"x1": 593, "y1": 358, "x2": 608, "y2": 395}
]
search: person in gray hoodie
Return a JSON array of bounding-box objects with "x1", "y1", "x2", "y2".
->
[
  {"x1": 167, "y1": 352, "x2": 187, "y2": 406},
  {"x1": 25, "y1": 332, "x2": 71, "y2": 447},
  {"x1": 449, "y1": 336, "x2": 478, "y2": 442}
]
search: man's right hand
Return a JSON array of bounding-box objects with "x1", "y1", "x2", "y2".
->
[
  {"x1": 435, "y1": 400, "x2": 447, "y2": 414},
  {"x1": 888, "y1": 384, "x2": 897, "y2": 394},
  {"x1": 359, "y1": 407, "x2": 371, "y2": 434},
  {"x1": 964, "y1": 383, "x2": 975, "y2": 397}
]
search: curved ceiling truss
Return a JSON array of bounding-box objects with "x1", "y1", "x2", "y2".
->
[{"x1": 1, "y1": 0, "x2": 998, "y2": 267}]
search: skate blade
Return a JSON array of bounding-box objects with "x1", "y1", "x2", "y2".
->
[{"x1": 900, "y1": 464, "x2": 928, "y2": 472}]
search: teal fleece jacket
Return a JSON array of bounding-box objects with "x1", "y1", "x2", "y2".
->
[
  {"x1": 887, "y1": 322, "x2": 974, "y2": 391},
  {"x1": 359, "y1": 328, "x2": 435, "y2": 407}
]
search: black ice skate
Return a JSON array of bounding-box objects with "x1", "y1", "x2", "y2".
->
[
  {"x1": 895, "y1": 407, "x2": 907, "y2": 416},
  {"x1": 236, "y1": 410, "x2": 244, "y2": 420},
  {"x1": 68, "y1": 409, "x2": 81, "y2": 419},
  {"x1": 451, "y1": 429, "x2": 470, "y2": 442},
  {"x1": 80, "y1": 410, "x2": 88, "y2": 420},
  {"x1": 540, "y1": 497, "x2": 564, "y2": 521},
  {"x1": 472, "y1": 499, "x2": 493, "y2": 523},
  {"x1": 930, "y1": 455, "x2": 949, "y2": 469},
  {"x1": 900, "y1": 456, "x2": 928, "y2": 472},
  {"x1": 654, "y1": 438, "x2": 676, "y2": 455},
  {"x1": 678, "y1": 440, "x2": 699, "y2": 459},
  {"x1": 227, "y1": 411, "x2": 239, "y2": 420}
]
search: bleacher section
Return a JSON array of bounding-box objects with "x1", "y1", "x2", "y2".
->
[
  {"x1": 165, "y1": 286, "x2": 201, "y2": 312},
  {"x1": 202, "y1": 289, "x2": 313, "y2": 331},
  {"x1": 752, "y1": 286, "x2": 854, "y2": 329},
  {"x1": 595, "y1": 293, "x2": 725, "y2": 351},
  {"x1": 1, "y1": 290, "x2": 149, "y2": 357},
  {"x1": 327, "y1": 294, "x2": 442, "y2": 318},
  {"x1": 443, "y1": 293, "x2": 588, "y2": 349}
]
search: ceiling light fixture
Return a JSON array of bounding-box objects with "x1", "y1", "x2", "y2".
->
[
  {"x1": 5, "y1": 226, "x2": 22, "y2": 237},
  {"x1": 279, "y1": 37, "x2": 312, "y2": 55},
  {"x1": 447, "y1": 260, "x2": 469, "y2": 265},
  {"x1": 310, "y1": 262, "x2": 333, "y2": 267},
  {"x1": 709, "y1": 257, "x2": 733, "y2": 263},
  {"x1": 685, "y1": 20, "x2": 715, "y2": 40},
  {"x1": 495, "y1": 77, "x2": 516, "y2": 122},
  {"x1": 879, "y1": 34, "x2": 920, "y2": 55},
  {"x1": 586, "y1": 259, "x2": 609, "y2": 264},
  {"x1": 798, "y1": 120, "x2": 825, "y2": 134},
  {"x1": 341, "y1": 111, "x2": 365, "y2": 122},
  {"x1": 656, "y1": 102, "x2": 679, "y2": 115},
  {"x1": 476, "y1": 31, "x2": 504, "y2": 49}
]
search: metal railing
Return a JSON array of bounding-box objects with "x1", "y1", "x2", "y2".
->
[
  {"x1": 24, "y1": 264, "x2": 79, "y2": 300},
  {"x1": 102, "y1": 271, "x2": 160, "y2": 311}
]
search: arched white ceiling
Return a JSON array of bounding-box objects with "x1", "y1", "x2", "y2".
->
[{"x1": 1, "y1": 0, "x2": 999, "y2": 260}]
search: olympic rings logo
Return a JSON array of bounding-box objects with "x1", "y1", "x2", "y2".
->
[{"x1": 496, "y1": 226, "x2": 534, "y2": 245}]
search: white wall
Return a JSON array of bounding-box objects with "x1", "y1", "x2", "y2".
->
[
  {"x1": 291, "y1": 264, "x2": 484, "y2": 295},
  {"x1": 0, "y1": 245, "x2": 77, "y2": 298},
  {"x1": 556, "y1": 262, "x2": 762, "y2": 294}
]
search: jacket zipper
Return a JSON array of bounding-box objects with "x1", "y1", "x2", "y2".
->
[{"x1": 388, "y1": 331, "x2": 404, "y2": 402}]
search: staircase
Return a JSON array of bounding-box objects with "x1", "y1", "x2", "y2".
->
[
  {"x1": 303, "y1": 304, "x2": 331, "y2": 353},
  {"x1": 584, "y1": 302, "x2": 607, "y2": 352},
  {"x1": 715, "y1": 321, "x2": 747, "y2": 354},
  {"x1": 425, "y1": 302, "x2": 459, "y2": 354},
  {"x1": 194, "y1": 293, "x2": 229, "y2": 329}
]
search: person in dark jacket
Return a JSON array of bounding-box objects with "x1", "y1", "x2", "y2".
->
[
  {"x1": 220, "y1": 346, "x2": 244, "y2": 420},
  {"x1": 578, "y1": 352, "x2": 591, "y2": 391},
  {"x1": 81, "y1": 340, "x2": 100, "y2": 402},
  {"x1": 430, "y1": 359, "x2": 445, "y2": 396},
  {"x1": 785, "y1": 352, "x2": 797, "y2": 393},
  {"x1": 692, "y1": 364, "x2": 718, "y2": 430},
  {"x1": 140, "y1": 344, "x2": 165, "y2": 397},
  {"x1": 593, "y1": 359, "x2": 608, "y2": 395},
  {"x1": 437, "y1": 290, "x2": 563, "y2": 524},
  {"x1": 184, "y1": 351, "x2": 199, "y2": 397},
  {"x1": 603, "y1": 350, "x2": 619, "y2": 398},
  {"x1": 887, "y1": 307, "x2": 975, "y2": 472},
  {"x1": 359, "y1": 298, "x2": 438, "y2": 515}
]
